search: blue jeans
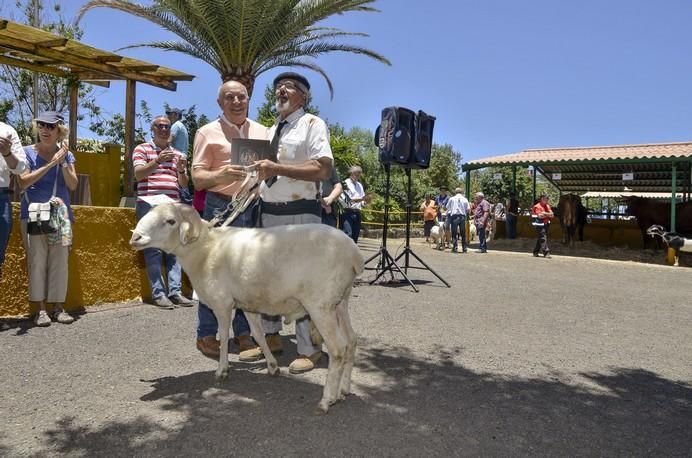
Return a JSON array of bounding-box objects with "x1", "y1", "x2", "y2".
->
[
  {"x1": 506, "y1": 213, "x2": 517, "y2": 239},
  {"x1": 321, "y1": 206, "x2": 337, "y2": 227},
  {"x1": 449, "y1": 214, "x2": 466, "y2": 251},
  {"x1": 342, "y1": 210, "x2": 361, "y2": 242},
  {"x1": 476, "y1": 224, "x2": 488, "y2": 252},
  {"x1": 197, "y1": 192, "x2": 257, "y2": 339},
  {"x1": 0, "y1": 192, "x2": 11, "y2": 269},
  {"x1": 135, "y1": 202, "x2": 182, "y2": 299}
]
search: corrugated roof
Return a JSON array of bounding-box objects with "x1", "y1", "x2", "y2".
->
[
  {"x1": 463, "y1": 141, "x2": 692, "y2": 194},
  {"x1": 466, "y1": 141, "x2": 692, "y2": 167},
  {"x1": 581, "y1": 192, "x2": 684, "y2": 199}
]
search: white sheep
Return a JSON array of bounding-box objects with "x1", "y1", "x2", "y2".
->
[{"x1": 130, "y1": 203, "x2": 364, "y2": 413}]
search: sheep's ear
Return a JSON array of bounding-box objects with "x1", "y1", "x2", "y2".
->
[{"x1": 179, "y1": 221, "x2": 198, "y2": 245}]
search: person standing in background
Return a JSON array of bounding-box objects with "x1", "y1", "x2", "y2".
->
[
  {"x1": 0, "y1": 121, "x2": 27, "y2": 276},
  {"x1": 133, "y1": 115, "x2": 193, "y2": 309},
  {"x1": 506, "y1": 191, "x2": 519, "y2": 239},
  {"x1": 321, "y1": 166, "x2": 343, "y2": 227},
  {"x1": 342, "y1": 165, "x2": 368, "y2": 243}
]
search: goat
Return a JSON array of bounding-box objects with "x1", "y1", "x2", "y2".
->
[
  {"x1": 646, "y1": 224, "x2": 692, "y2": 266},
  {"x1": 429, "y1": 220, "x2": 446, "y2": 250},
  {"x1": 130, "y1": 203, "x2": 364, "y2": 413}
]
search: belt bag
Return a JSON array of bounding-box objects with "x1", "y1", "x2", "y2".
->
[
  {"x1": 531, "y1": 216, "x2": 544, "y2": 226},
  {"x1": 261, "y1": 199, "x2": 320, "y2": 217},
  {"x1": 25, "y1": 166, "x2": 59, "y2": 236}
]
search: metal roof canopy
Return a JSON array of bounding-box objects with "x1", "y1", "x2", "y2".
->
[
  {"x1": 0, "y1": 18, "x2": 195, "y2": 195},
  {"x1": 461, "y1": 141, "x2": 692, "y2": 231}
]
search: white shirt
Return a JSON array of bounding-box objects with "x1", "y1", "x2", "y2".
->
[
  {"x1": 446, "y1": 193, "x2": 469, "y2": 216},
  {"x1": 259, "y1": 108, "x2": 333, "y2": 203},
  {"x1": 0, "y1": 122, "x2": 27, "y2": 187},
  {"x1": 343, "y1": 177, "x2": 365, "y2": 210}
]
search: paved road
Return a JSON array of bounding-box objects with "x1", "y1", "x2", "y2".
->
[{"x1": 2, "y1": 239, "x2": 691, "y2": 456}]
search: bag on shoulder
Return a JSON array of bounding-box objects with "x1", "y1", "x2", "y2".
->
[
  {"x1": 25, "y1": 161, "x2": 60, "y2": 236},
  {"x1": 27, "y1": 200, "x2": 58, "y2": 235}
]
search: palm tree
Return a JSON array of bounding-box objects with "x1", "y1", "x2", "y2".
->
[{"x1": 77, "y1": 0, "x2": 391, "y2": 97}]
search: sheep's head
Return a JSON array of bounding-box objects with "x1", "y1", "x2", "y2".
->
[{"x1": 130, "y1": 203, "x2": 203, "y2": 252}]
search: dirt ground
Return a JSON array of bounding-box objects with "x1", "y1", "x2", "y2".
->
[{"x1": 1, "y1": 237, "x2": 691, "y2": 456}]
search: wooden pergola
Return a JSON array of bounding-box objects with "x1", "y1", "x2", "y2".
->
[{"x1": 0, "y1": 18, "x2": 194, "y2": 191}]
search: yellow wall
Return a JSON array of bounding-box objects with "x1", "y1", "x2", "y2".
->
[
  {"x1": 1, "y1": 204, "x2": 150, "y2": 318},
  {"x1": 73, "y1": 144, "x2": 122, "y2": 207},
  {"x1": 496, "y1": 216, "x2": 644, "y2": 248}
]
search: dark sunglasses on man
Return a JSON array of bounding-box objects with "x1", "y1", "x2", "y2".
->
[{"x1": 154, "y1": 123, "x2": 171, "y2": 130}]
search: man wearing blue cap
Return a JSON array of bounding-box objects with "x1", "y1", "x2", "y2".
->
[
  {"x1": 241, "y1": 72, "x2": 333, "y2": 374},
  {"x1": 166, "y1": 107, "x2": 189, "y2": 154}
]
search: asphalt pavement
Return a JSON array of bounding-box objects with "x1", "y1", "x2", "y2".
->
[{"x1": 1, "y1": 238, "x2": 691, "y2": 456}]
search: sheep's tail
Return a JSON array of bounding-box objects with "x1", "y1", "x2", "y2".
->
[{"x1": 310, "y1": 321, "x2": 324, "y2": 347}]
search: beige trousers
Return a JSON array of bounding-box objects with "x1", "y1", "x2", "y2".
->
[{"x1": 20, "y1": 220, "x2": 70, "y2": 303}]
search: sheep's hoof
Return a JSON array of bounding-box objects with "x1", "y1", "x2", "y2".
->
[
  {"x1": 267, "y1": 364, "x2": 280, "y2": 376},
  {"x1": 215, "y1": 368, "x2": 229, "y2": 381},
  {"x1": 314, "y1": 403, "x2": 329, "y2": 415}
]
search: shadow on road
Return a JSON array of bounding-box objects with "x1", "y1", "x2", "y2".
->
[{"x1": 23, "y1": 341, "x2": 692, "y2": 456}]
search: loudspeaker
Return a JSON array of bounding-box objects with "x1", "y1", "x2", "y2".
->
[
  {"x1": 410, "y1": 110, "x2": 435, "y2": 169},
  {"x1": 376, "y1": 106, "x2": 416, "y2": 165}
]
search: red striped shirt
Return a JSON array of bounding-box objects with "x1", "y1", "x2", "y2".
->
[{"x1": 132, "y1": 142, "x2": 181, "y2": 203}]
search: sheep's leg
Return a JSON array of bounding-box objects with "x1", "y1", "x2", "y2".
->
[
  {"x1": 336, "y1": 295, "x2": 357, "y2": 400},
  {"x1": 244, "y1": 311, "x2": 279, "y2": 376},
  {"x1": 309, "y1": 311, "x2": 348, "y2": 414},
  {"x1": 215, "y1": 306, "x2": 232, "y2": 381}
]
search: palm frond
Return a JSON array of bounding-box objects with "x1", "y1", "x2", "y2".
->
[{"x1": 77, "y1": 0, "x2": 390, "y2": 97}]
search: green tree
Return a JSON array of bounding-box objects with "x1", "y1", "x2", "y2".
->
[
  {"x1": 0, "y1": 0, "x2": 101, "y2": 143},
  {"x1": 89, "y1": 100, "x2": 153, "y2": 146},
  {"x1": 77, "y1": 0, "x2": 391, "y2": 97},
  {"x1": 474, "y1": 166, "x2": 559, "y2": 210}
]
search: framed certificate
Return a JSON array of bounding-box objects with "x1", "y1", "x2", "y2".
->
[{"x1": 231, "y1": 138, "x2": 274, "y2": 166}]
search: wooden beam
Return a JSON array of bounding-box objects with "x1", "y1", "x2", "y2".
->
[
  {"x1": 0, "y1": 35, "x2": 177, "y2": 90},
  {"x1": 36, "y1": 38, "x2": 68, "y2": 48},
  {"x1": 0, "y1": 54, "x2": 69, "y2": 77},
  {"x1": 95, "y1": 55, "x2": 123, "y2": 63},
  {"x1": 124, "y1": 80, "x2": 136, "y2": 197},
  {"x1": 120, "y1": 64, "x2": 159, "y2": 72},
  {"x1": 69, "y1": 83, "x2": 78, "y2": 151}
]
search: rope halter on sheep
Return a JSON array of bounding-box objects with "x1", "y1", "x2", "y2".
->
[{"x1": 208, "y1": 164, "x2": 262, "y2": 228}]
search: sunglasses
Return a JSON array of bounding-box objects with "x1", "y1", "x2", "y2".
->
[
  {"x1": 37, "y1": 121, "x2": 58, "y2": 130},
  {"x1": 154, "y1": 124, "x2": 171, "y2": 130}
]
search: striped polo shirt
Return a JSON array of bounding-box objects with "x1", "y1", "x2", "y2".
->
[{"x1": 132, "y1": 142, "x2": 182, "y2": 203}]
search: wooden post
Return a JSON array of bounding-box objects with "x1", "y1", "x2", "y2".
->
[
  {"x1": 532, "y1": 165, "x2": 537, "y2": 203},
  {"x1": 68, "y1": 82, "x2": 78, "y2": 151},
  {"x1": 671, "y1": 162, "x2": 677, "y2": 232},
  {"x1": 124, "y1": 79, "x2": 136, "y2": 197}
]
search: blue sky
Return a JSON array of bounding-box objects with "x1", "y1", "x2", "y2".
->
[{"x1": 8, "y1": 0, "x2": 692, "y2": 162}]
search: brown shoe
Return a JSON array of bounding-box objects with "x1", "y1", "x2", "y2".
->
[
  {"x1": 237, "y1": 335, "x2": 263, "y2": 362},
  {"x1": 288, "y1": 351, "x2": 323, "y2": 374},
  {"x1": 236, "y1": 335, "x2": 256, "y2": 352},
  {"x1": 266, "y1": 333, "x2": 283, "y2": 354},
  {"x1": 196, "y1": 336, "x2": 220, "y2": 359},
  {"x1": 239, "y1": 334, "x2": 283, "y2": 361}
]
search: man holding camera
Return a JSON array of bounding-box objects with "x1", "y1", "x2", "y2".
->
[{"x1": 133, "y1": 115, "x2": 193, "y2": 309}]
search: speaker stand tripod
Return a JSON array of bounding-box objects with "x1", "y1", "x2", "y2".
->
[
  {"x1": 363, "y1": 164, "x2": 418, "y2": 290},
  {"x1": 392, "y1": 168, "x2": 451, "y2": 291}
]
